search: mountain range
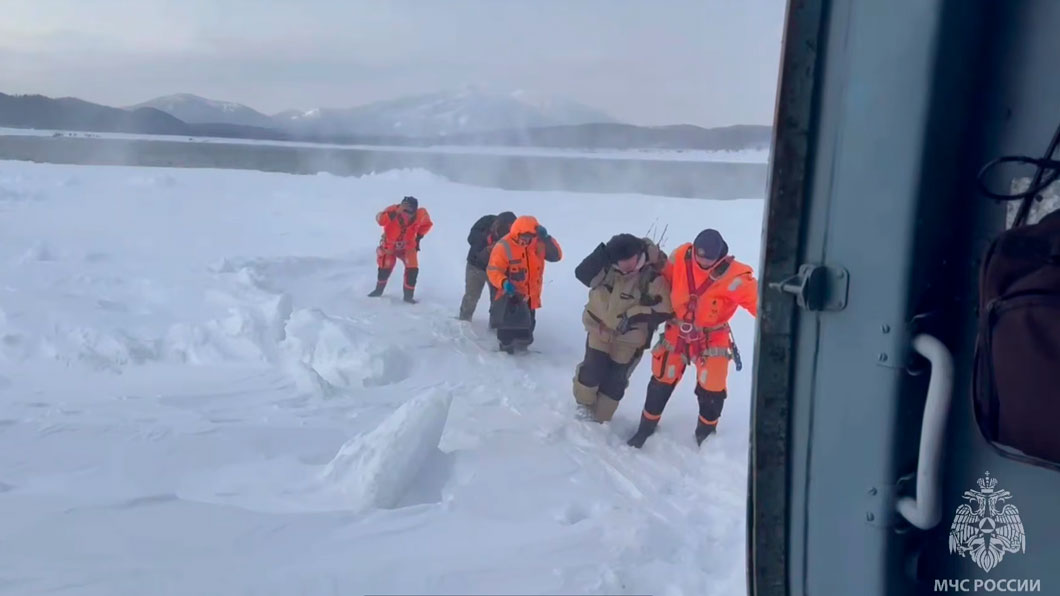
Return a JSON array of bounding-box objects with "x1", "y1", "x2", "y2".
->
[
  {"x1": 267, "y1": 88, "x2": 619, "y2": 138},
  {"x1": 129, "y1": 87, "x2": 622, "y2": 138},
  {"x1": 1, "y1": 88, "x2": 772, "y2": 151},
  {"x1": 0, "y1": 93, "x2": 289, "y2": 140}
]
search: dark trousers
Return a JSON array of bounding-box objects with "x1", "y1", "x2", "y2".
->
[{"x1": 575, "y1": 343, "x2": 643, "y2": 403}]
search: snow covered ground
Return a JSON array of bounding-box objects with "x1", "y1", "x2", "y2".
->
[
  {"x1": 0, "y1": 160, "x2": 764, "y2": 595},
  {"x1": 0, "y1": 126, "x2": 771, "y2": 164}
]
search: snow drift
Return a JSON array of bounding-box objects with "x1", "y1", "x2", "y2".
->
[{"x1": 321, "y1": 390, "x2": 454, "y2": 511}]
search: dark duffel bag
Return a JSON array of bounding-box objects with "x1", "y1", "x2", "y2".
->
[{"x1": 491, "y1": 294, "x2": 533, "y2": 331}]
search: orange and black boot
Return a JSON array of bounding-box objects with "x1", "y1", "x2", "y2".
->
[
  {"x1": 694, "y1": 388, "x2": 725, "y2": 446},
  {"x1": 627, "y1": 411, "x2": 660, "y2": 448},
  {"x1": 403, "y1": 268, "x2": 419, "y2": 303},
  {"x1": 368, "y1": 268, "x2": 390, "y2": 297},
  {"x1": 695, "y1": 417, "x2": 718, "y2": 445},
  {"x1": 627, "y1": 378, "x2": 676, "y2": 448}
]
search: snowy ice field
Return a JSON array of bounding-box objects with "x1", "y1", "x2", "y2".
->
[{"x1": 0, "y1": 159, "x2": 764, "y2": 595}]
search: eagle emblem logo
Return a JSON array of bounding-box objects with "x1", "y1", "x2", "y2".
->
[{"x1": 948, "y1": 472, "x2": 1026, "y2": 573}]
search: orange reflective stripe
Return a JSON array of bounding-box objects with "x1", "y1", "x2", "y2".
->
[
  {"x1": 642, "y1": 410, "x2": 662, "y2": 421},
  {"x1": 698, "y1": 415, "x2": 718, "y2": 426}
]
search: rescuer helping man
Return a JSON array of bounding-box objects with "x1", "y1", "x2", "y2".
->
[
  {"x1": 368, "y1": 196, "x2": 433, "y2": 303},
  {"x1": 626, "y1": 228, "x2": 758, "y2": 448}
]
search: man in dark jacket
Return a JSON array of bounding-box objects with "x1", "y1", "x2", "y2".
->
[{"x1": 459, "y1": 211, "x2": 517, "y2": 322}]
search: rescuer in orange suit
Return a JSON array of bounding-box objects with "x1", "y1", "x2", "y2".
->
[
  {"x1": 367, "y1": 196, "x2": 433, "y2": 303},
  {"x1": 626, "y1": 228, "x2": 758, "y2": 448},
  {"x1": 486, "y1": 215, "x2": 563, "y2": 353}
]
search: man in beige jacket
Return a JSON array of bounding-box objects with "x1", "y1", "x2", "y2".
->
[{"x1": 572, "y1": 234, "x2": 672, "y2": 422}]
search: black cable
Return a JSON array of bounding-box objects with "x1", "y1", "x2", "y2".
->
[{"x1": 976, "y1": 119, "x2": 1060, "y2": 228}]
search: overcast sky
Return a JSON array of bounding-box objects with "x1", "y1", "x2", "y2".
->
[{"x1": 1, "y1": 0, "x2": 787, "y2": 127}]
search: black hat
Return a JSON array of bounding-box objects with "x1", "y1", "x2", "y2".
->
[
  {"x1": 495, "y1": 211, "x2": 517, "y2": 236},
  {"x1": 401, "y1": 196, "x2": 418, "y2": 211},
  {"x1": 693, "y1": 229, "x2": 728, "y2": 260},
  {"x1": 606, "y1": 233, "x2": 645, "y2": 262}
]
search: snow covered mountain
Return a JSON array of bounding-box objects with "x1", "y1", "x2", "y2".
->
[
  {"x1": 128, "y1": 93, "x2": 277, "y2": 129},
  {"x1": 274, "y1": 86, "x2": 620, "y2": 138},
  {"x1": 269, "y1": 107, "x2": 363, "y2": 138},
  {"x1": 129, "y1": 88, "x2": 618, "y2": 139}
]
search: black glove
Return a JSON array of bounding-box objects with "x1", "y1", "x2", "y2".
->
[
  {"x1": 536, "y1": 225, "x2": 549, "y2": 240},
  {"x1": 640, "y1": 312, "x2": 670, "y2": 327},
  {"x1": 416, "y1": 234, "x2": 423, "y2": 251},
  {"x1": 388, "y1": 210, "x2": 398, "y2": 220}
]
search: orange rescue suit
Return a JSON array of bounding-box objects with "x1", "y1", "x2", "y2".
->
[
  {"x1": 486, "y1": 215, "x2": 563, "y2": 310},
  {"x1": 651, "y1": 242, "x2": 758, "y2": 392},
  {"x1": 375, "y1": 204, "x2": 433, "y2": 269}
]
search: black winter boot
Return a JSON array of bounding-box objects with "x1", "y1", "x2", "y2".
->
[
  {"x1": 403, "y1": 268, "x2": 419, "y2": 303},
  {"x1": 695, "y1": 418, "x2": 717, "y2": 445},
  {"x1": 627, "y1": 412, "x2": 659, "y2": 448},
  {"x1": 694, "y1": 388, "x2": 725, "y2": 446},
  {"x1": 368, "y1": 268, "x2": 391, "y2": 297}
]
